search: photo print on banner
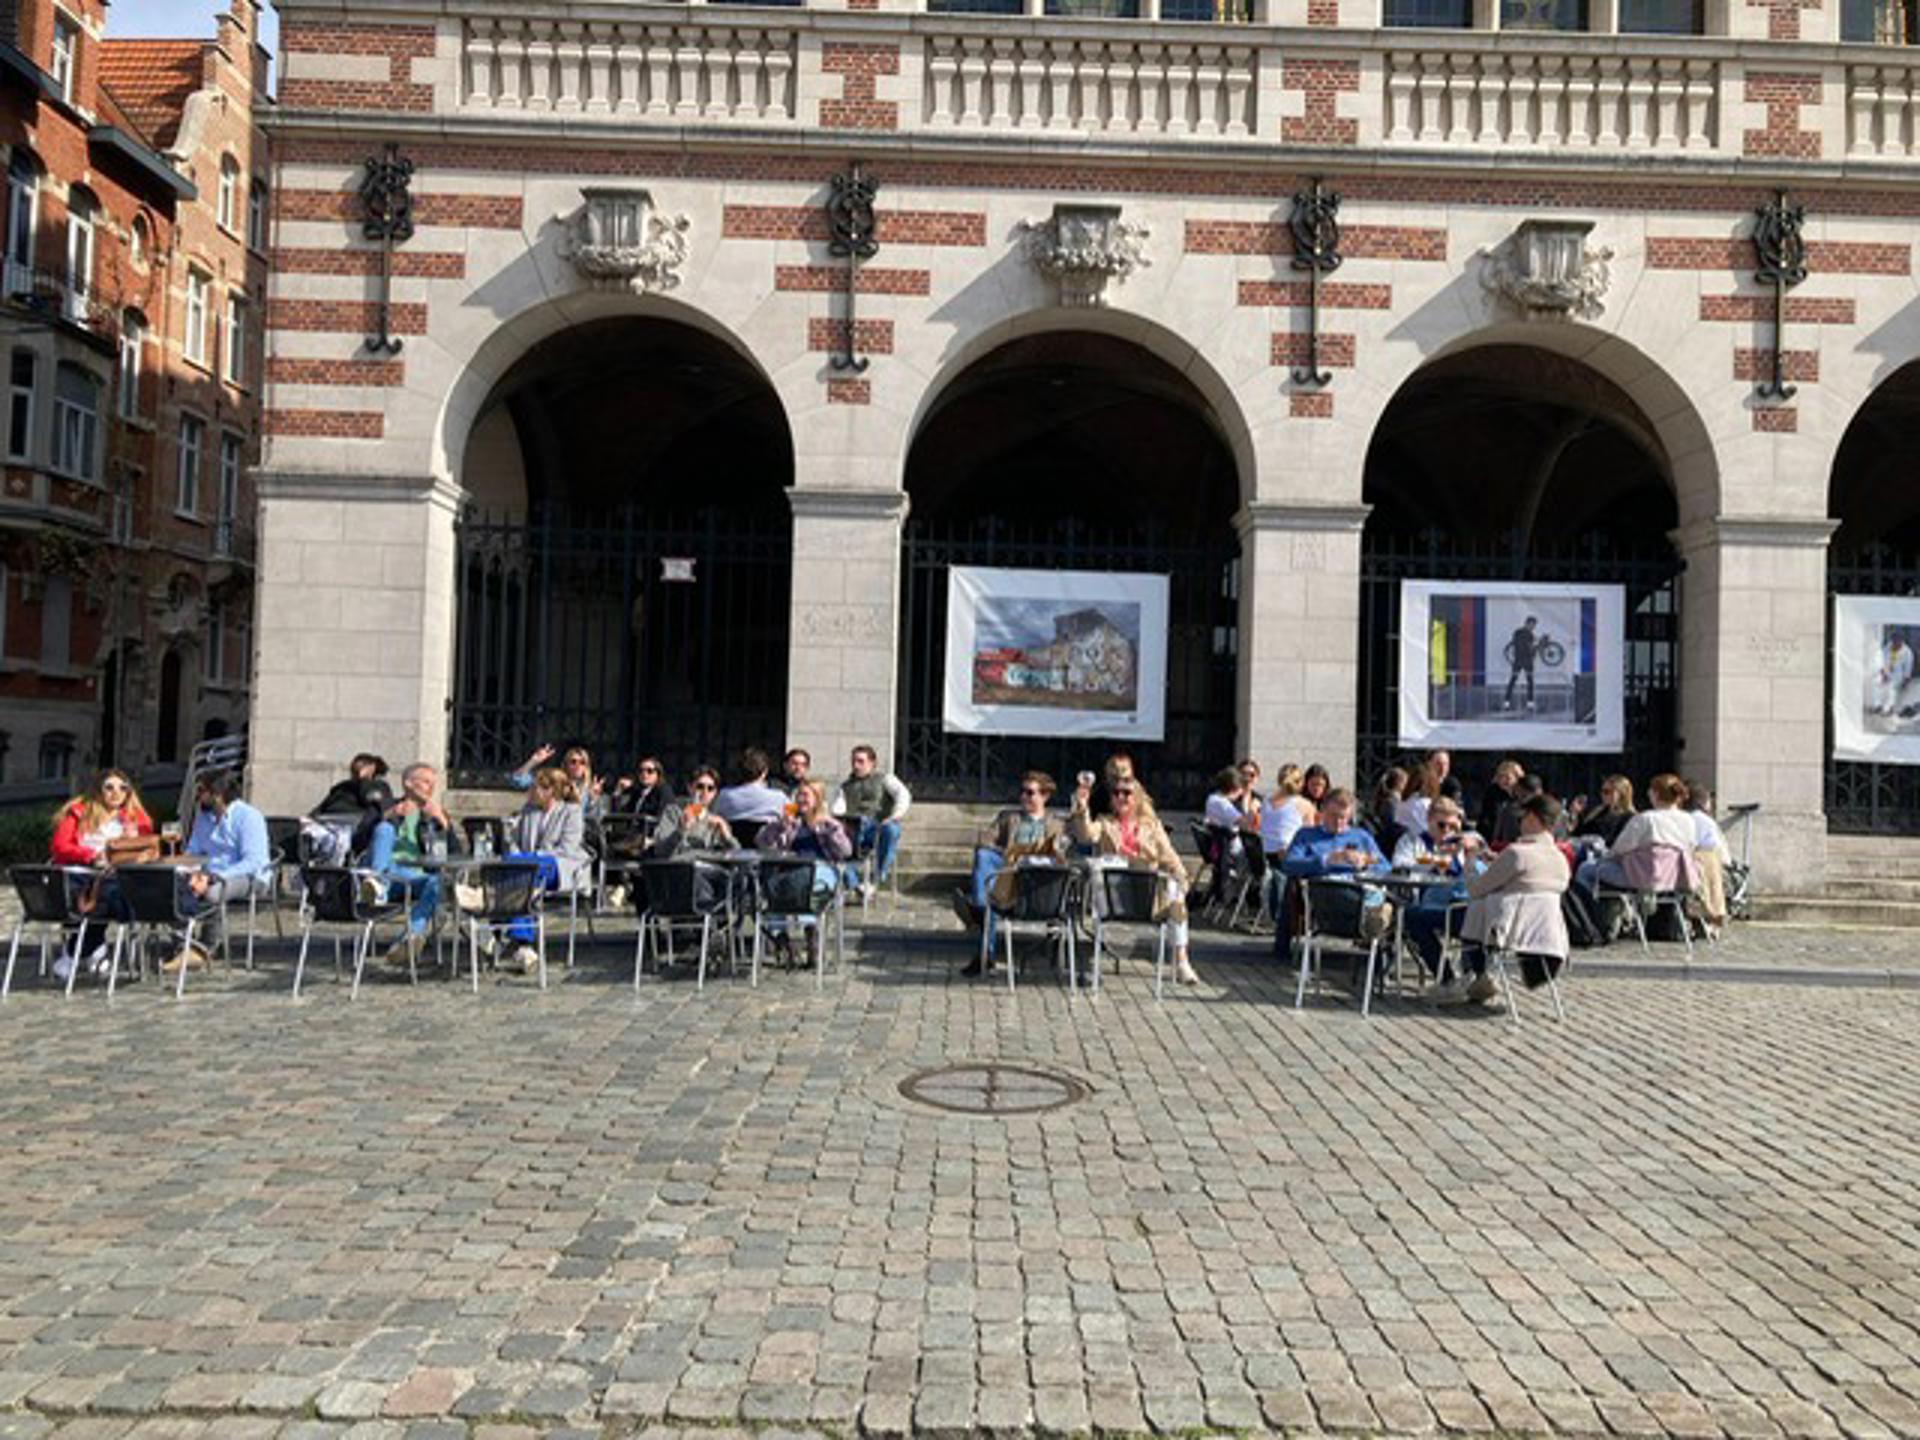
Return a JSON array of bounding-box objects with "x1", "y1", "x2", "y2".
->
[
  {"x1": 1832, "y1": 595, "x2": 1920, "y2": 764},
  {"x1": 1398, "y1": 579, "x2": 1627, "y2": 753},
  {"x1": 943, "y1": 565, "x2": 1170, "y2": 740}
]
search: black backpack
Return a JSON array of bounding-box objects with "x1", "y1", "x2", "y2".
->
[{"x1": 1562, "y1": 884, "x2": 1610, "y2": 949}]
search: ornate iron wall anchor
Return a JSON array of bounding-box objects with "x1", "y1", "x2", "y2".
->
[
  {"x1": 825, "y1": 164, "x2": 879, "y2": 373},
  {"x1": 1289, "y1": 179, "x2": 1343, "y2": 389},
  {"x1": 1753, "y1": 191, "x2": 1808, "y2": 402},
  {"x1": 360, "y1": 143, "x2": 414, "y2": 355}
]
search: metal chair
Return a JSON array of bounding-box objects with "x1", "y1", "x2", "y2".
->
[
  {"x1": 292, "y1": 865, "x2": 413, "y2": 1000},
  {"x1": 633, "y1": 858, "x2": 738, "y2": 991},
  {"x1": 1295, "y1": 876, "x2": 1385, "y2": 1016},
  {"x1": 1594, "y1": 842, "x2": 1697, "y2": 957},
  {"x1": 115, "y1": 864, "x2": 214, "y2": 1000},
  {"x1": 597, "y1": 813, "x2": 655, "y2": 906},
  {"x1": 460, "y1": 815, "x2": 508, "y2": 860},
  {"x1": 1478, "y1": 946, "x2": 1570, "y2": 1026},
  {"x1": 5, "y1": 865, "x2": 114, "y2": 1000},
  {"x1": 846, "y1": 819, "x2": 903, "y2": 912},
  {"x1": 982, "y1": 861, "x2": 1078, "y2": 993},
  {"x1": 458, "y1": 861, "x2": 548, "y2": 991},
  {"x1": 753, "y1": 856, "x2": 845, "y2": 990},
  {"x1": 1088, "y1": 864, "x2": 1176, "y2": 999}
]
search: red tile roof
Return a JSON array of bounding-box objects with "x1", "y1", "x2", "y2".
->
[{"x1": 98, "y1": 40, "x2": 203, "y2": 150}]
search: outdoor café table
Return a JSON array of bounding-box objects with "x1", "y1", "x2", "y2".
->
[
  {"x1": 415, "y1": 853, "x2": 488, "y2": 975},
  {"x1": 1311, "y1": 867, "x2": 1461, "y2": 1007}
]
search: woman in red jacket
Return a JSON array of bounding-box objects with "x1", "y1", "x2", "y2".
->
[{"x1": 49, "y1": 769, "x2": 154, "y2": 982}]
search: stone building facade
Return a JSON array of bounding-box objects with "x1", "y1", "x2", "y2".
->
[
  {"x1": 0, "y1": 0, "x2": 267, "y2": 802},
  {"x1": 254, "y1": 0, "x2": 1920, "y2": 887}
]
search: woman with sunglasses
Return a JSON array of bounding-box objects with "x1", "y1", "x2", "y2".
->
[
  {"x1": 48, "y1": 769, "x2": 155, "y2": 981},
  {"x1": 1070, "y1": 772, "x2": 1200, "y2": 986},
  {"x1": 652, "y1": 767, "x2": 739, "y2": 858},
  {"x1": 613, "y1": 755, "x2": 675, "y2": 823},
  {"x1": 954, "y1": 771, "x2": 1070, "y2": 970}
]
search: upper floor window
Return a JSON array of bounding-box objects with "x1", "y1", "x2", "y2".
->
[
  {"x1": 7, "y1": 350, "x2": 34, "y2": 462},
  {"x1": 65, "y1": 185, "x2": 96, "y2": 320},
  {"x1": 1842, "y1": 0, "x2": 1914, "y2": 39},
  {"x1": 176, "y1": 413, "x2": 204, "y2": 515},
  {"x1": 1502, "y1": 0, "x2": 1587, "y2": 26},
  {"x1": 50, "y1": 15, "x2": 79, "y2": 105},
  {"x1": 247, "y1": 178, "x2": 268, "y2": 252},
  {"x1": 1618, "y1": 0, "x2": 1705, "y2": 30},
  {"x1": 118, "y1": 310, "x2": 145, "y2": 419},
  {"x1": 129, "y1": 214, "x2": 149, "y2": 272},
  {"x1": 38, "y1": 730, "x2": 75, "y2": 783},
  {"x1": 184, "y1": 269, "x2": 209, "y2": 367},
  {"x1": 1383, "y1": 0, "x2": 1475, "y2": 23},
  {"x1": 52, "y1": 361, "x2": 101, "y2": 480},
  {"x1": 223, "y1": 292, "x2": 248, "y2": 387},
  {"x1": 40, "y1": 574, "x2": 72, "y2": 671},
  {"x1": 217, "y1": 157, "x2": 239, "y2": 233},
  {"x1": 5, "y1": 150, "x2": 39, "y2": 293}
]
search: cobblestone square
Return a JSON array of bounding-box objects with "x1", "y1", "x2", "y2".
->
[{"x1": 0, "y1": 919, "x2": 1916, "y2": 1439}]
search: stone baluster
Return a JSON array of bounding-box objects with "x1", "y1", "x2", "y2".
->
[
  {"x1": 737, "y1": 34, "x2": 768, "y2": 119},
  {"x1": 583, "y1": 25, "x2": 613, "y2": 113},
  {"x1": 1475, "y1": 54, "x2": 1504, "y2": 146},
  {"x1": 1165, "y1": 46, "x2": 1194, "y2": 136},
  {"x1": 1534, "y1": 56, "x2": 1564, "y2": 146},
  {"x1": 1194, "y1": 49, "x2": 1224, "y2": 136},
  {"x1": 1594, "y1": 56, "x2": 1624, "y2": 146},
  {"x1": 927, "y1": 38, "x2": 958, "y2": 125},
  {"x1": 1415, "y1": 54, "x2": 1444, "y2": 142},
  {"x1": 526, "y1": 25, "x2": 555, "y2": 109},
  {"x1": 765, "y1": 36, "x2": 794, "y2": 120},
  {"x1": 1047, "y1": 45, "x2": 1076, "y2": 129},
  {"x1": 464, "y1": 21, "x2": 495, "y2": 106},
  {"x1": 988, "y1": 39, "x2": 1017, "y2": 127},
  {"x1": 1683, "y1": 59, "x2": 1713, "y2": 149},
  {"x1": 1445, "y1": 54, "x2": 1473, "y2": 145},
  {"x1": 1564, "y1": 57, "x2": 1596, "y2": 145},
  {"x1": 1896, "y1": 68, "x2": 1918, "y2": 156},
  {"x1": 703, "y1": 33, "x2": 733, "y2": 117},
  {"x1": 1108, "y1": 47, "x2": 1138, "y2": 131},
  {"x1": 674, "y1": 28, "x2": 703, "y2": 116},
  {"x1": 643, "y1": 27, "x2": 673, "y2": 115},
  {"x1": 1623, "y1": 56, "x2": 1652, "y2": 147},
  {"x1": 554, "y1": 22, "x2": 584, "y2": 111},
  {"x1": 1017, "y1": 40, "x2": 1045, "y2": 128},
  {"x1": 1654, "y1": 58, "x2": 1682, "y2": 148},
  {"x1": 1508, "y1": 55, "x2": 1536, "y2": 145},
  {"x1": 1386, "y1": 53, "x2": 1415, "y2": 142},
  {"x1": 1222, "y1": 46, "x2": 1251, "y2": 136},
  {"x1": 1138, "y1": 45, "x2": 1167, "y2": 132},
  {"x1": 495, "y1": 23, "x2": 526, "y2": 108},
  {"x1": 1848, "y1": 68, "x2": 1877, "y2": 155},
  {"x1": 958, "y1": 38, "x2": 987, "y2": 125}
]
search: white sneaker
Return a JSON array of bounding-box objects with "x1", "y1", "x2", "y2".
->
[
  {"x1": 357, "y1": 875, "x2": 387, "y2": 907},
  {"x1": 512, "y1": 945, "x2": 539, "y2": 975},
  {"x1": 52, "y1": 952, "x2": 76, "y2": 984},
  {"x1": 1431, "y1": 975, "x2": 1474, "y2": 1006},
  {"x1": 859, "y1": 882, "x2": 876, "y2": 905},
  {"x1": 1174, "y1": 958, "x2": 1200, "y2": 986}
]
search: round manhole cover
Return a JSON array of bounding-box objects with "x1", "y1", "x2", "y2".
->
[{"x1": 898, "y1": 1063, "x2": 1090, "y2": 1115}]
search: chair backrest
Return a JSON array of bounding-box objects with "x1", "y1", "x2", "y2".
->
[
  {"x1": 115, "y1": 864, "x2": 190, "y2": 923},
  {"x1": 1096, "y1": 865, "x2": 1165, "y2": 924},
  {"x1": 600, "y1": 813, "x2": 651, "y2": 856},
  {"x1": 756, "y1": 856, "x2": 833, "y2": 916},
  {"x1": 477, "y1": 861, "x2": 542, "y2": 919},
  {"x1": 731, "y1": 819, "x2": 765, "y2": 851},
  {"x1": 638, "y1": 858, "x2": 729, "y2": 917},
  {"x1": 265, "y1": 815, "x2": 304, "y2": 865},
  {"x1": 461, "y1": 816, "x2": 507, "y2": 856},
  {"x1": 1299, "y1": 876, "x2": 1363, "y2": 940},
  {"x1": 1620, "y1": 842, "x2": 1698, "y2": 896},
  {"x1": 300, "y1": 865, "x2": 362, "y2": 924},
  {"x1": 1007, "y1": 862, "x2": 1075, "y2": 921},
  {"x1": 10, "y1": 865, "x2": 80, "y2": 924},
  {"x1": 1188, "y1": 821, "x2": 1222, "y2": 865}
]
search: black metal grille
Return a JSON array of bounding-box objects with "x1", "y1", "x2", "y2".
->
[
  {"x1": 897, "y1": 517, "x2": 1239, "y2": 803},
  {"x1": 450, "y1": 505, "x2": 792, "y2": 784},
  {"x1": 1357, "y1": 528, "x2": 1683, "y2": 801},
  {"x1": 1827, "y1": 543, "x2": 1920, "y2": 835}
]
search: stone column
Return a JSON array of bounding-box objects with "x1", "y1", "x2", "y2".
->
[
  {"x1": 248, "y1": 473, "x2": 463, "y2": 815},
  {"x1": 1673, "y1": 516, "x2": 1835, "y2": 892},
  {"x1": 785, "y1": 487, "x2": 910, "y2": 770},
  {"x1": 1235, "y1": 501, "x2": 1371, "y2": 781}
]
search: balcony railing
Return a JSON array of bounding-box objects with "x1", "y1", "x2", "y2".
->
[
  {"x1": 2, "y1": 262, "x2": 116, "y2": 340},
  {"x1": 212, "y1": 517, "x2": 256, "y2": 565}
]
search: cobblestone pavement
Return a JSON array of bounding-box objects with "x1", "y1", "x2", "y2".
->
[{"x1": 1, "y1": 912, "x2": 1917, "y2": 1439}]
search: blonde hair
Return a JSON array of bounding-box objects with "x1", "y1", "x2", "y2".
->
[
  {"x1": 1427, "y1": 796, "x2": 1464, "y2": 826},
  {"x1": 1602, "y1": 774, "x2": 1635, "y2": 814},
  {"x1": 1272, "y1": 763, "x2": 1305, "y2": 799},
  {"x1": 60, "y1": 769, "x2": 149, "y2": 837},
  {"x1": 532, "y1": 766, "x2": 580, "y2": 804}
]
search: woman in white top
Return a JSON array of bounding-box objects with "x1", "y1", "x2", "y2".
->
[
  {"x1": 1259, "y1": 764, "x2": 1318, "y2": 858},
  {"x1": 1580, "y1": 773, "x2": 1697, "y2": 895},
  {"x1": 1683, "y1": 779, "x2": 1731, "y2": 933},
  {"x1": 1393, "y1": 759, "x2": 1439, "y2": 838}
]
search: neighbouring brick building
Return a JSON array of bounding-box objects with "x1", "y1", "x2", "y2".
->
[
  {"x1": 0, "y1": 0, "x2": 268, "y2": 802},
  {"x1": 256, "y1": 0, "x2": 1920, "y2": 887}
]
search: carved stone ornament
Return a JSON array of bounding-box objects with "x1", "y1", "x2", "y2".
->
[
  {"x1": 1019, "y1": 203, "x2": 1150, "y2": 308},
  {"x1": 1480, "y1": 219, "x2": 1614, "y2": 321},
  {"x1": 560, "y1": 188, "x2": 690, "y2": 292}
]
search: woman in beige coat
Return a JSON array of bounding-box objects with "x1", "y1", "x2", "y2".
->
[
  {"x1": 1449, "y1": 792, "x2": 1570, "y2": 1005},
  {"x1": 1069, "y1": 774, "x2": 1199, "y2": 985}
]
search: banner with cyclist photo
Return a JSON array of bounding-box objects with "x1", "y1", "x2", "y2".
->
[
  {"x1": 1397, "y1": 580, "x2": 1627, "y2": 752},
  {"x1": 1831, "y1": 594, "x2": 1920, "y2": 764}
]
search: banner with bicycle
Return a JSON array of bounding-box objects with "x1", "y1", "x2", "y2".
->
[{"x1": 1397, "y1": 580, "x2": 1627, "y2": 752}]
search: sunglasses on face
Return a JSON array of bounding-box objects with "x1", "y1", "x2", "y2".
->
[
  {"x1": 1113, "y1": 787, "x2": 1136, "y2": 796},
  {"x1": 1020, "y1": 786, "x2": 1045, "y2": 796},
  {"x1": 638, "y1": 765, "x2": 659, "y2": 774},
  {"x1": 691, "y1": 782, "x2": 715, "y2": 793}
]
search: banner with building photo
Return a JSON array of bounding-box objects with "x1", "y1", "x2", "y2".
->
[
  {"x1": 1831, "y1": 595, "x2": 1920, "y2": 764},
  {"x1": 1398, "y1": 579, "x2": 1627, "y2": 752},
  {"x1": 944, "y1": 566, "x2": 1169, "y2": 740}
]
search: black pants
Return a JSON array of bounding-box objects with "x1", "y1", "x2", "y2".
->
[{"x1": 1504, "y1": 664, "x2": 1535, "y2": 705}]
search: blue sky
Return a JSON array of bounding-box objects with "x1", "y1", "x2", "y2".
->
[{"x1": 110, "y1": 0, "x2": 279, "y2": 49}]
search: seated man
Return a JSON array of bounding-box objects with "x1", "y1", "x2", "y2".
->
[
  {"x1": 1451, "y1": 793, "x2": 1571, "y2": 1004},
  {"x1": 310, "y1": 752, "x2": 393, "y2": 862},
  {"x1": 829, "y1": 744, "x2": 912, "y2": 899},
  {"x1": 1278, "y1": 787, "x2": 1389, "y2": 958},
  {"x1": 712, "y1": 748, "x2": 789, "y2": 841},
  {"x1": 172, "y1": 768, "x2": 274, "y2": 973},
  {"x1": 367, "y1": 763, "x2": 457, "y2": 965},
  {"x1": 777, "y1": 747, "x2": 812, "y2": 797},
  {"x1": 953, "y1": 771, "x2": 1069, "y2": 965},
  {"x1": 1390, "y1": 796, "x2": 1487, "y2": 979}
]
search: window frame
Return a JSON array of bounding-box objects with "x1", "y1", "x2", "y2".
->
[
  {"x1": 247, "y1": 177, "x2": 268, "y2": 252},
  {"x1": 49, "y1": 15, "x2": 79, "y2": 104},
  {"x1": 223, "y1": 291, "x2": 248, "y2": 387},
  {"x1": 38, "y1": 730, "x2": 75, "y2": 783},
  {"x1": 118, "y1": 311, "x2": 144, "y2": 419},
  {"x1": 50, "y1": 360, "x2": 101, "y2": 481},
  {"x1": 176, "y1": 412, "x2": 205, "y2": 518},
  {"x1": 7, "y1": 349, "x2": 35, "y2": 463},
  {"x1": 216, "y1": 157, "x2": 238, "y2": 234},
  {"x1": 216, "y1": 430, "x2": 242, "y2": 553},
  {"x1": 5, "y1": 151, "x2": 38, "y2": 292},
  {"x1": 184, "y1": 268, "x2": 209, "y2": 368},
  {"x1": 64, "y1": 186, "x2": 95, "y2": 321}
]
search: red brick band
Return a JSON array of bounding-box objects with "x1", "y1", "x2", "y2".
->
[
  {"x1": 272, "y1": 248, "x2": 468, "y2": 279},
  {"x1": 726, "y1": 206, "x2": 986, "y2": 247},
  {"x1": 1700, "y1": 294, "x2": 1855, "y2": 324},
  {"x1": 278, "y1": 192, "x2": 523, "y2": 229},
  {"x1": 266, "y1": 300, "x2": 430, "y2": 336},
  {"x1": 265, "y1": 409, "x2": 386, "y2": 439},
  {"x1": 807, "y1": 317, "x2": 895, "y2": 355},
  {"x1": 1752, "y1": 406, "x2": 1798, "y2": 432},
  {"x1": 827, "y1": 378, "x2": 872, "y2": 405},
  {"x1": 774, "y1": 265, "x2": 932, "y2": 296},
  {"x1": 265, "y1": 358, "x2": 407, "y2": 388},
  {"x1": 1270, "y1": 332, "x2": 1357, "y2": 368},
  {"x1": 1648, "y1": 237, "x2": 1909, "y2": 275},
  {"x1": 1733, "y1": 348, "x2": 1820, "y2": 384},
  {"x1": 1290, "y1": 391, "x2": 1335, "y2": 418},
  {"x1": 1238, "y1": 279, "x2": 1393, "y2": 309},
  {"x1": 1189, "y1": 220, "x2": 1447, "y2": 262}
]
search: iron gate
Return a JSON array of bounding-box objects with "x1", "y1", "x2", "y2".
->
[
  {"x1": 450, "y1": 505, "x2": 791, "y2": 783},
  {"x1": 1826, "y1": 543, "x2": 1920, "y2": 834},
  {"x1": 898, "y1": 516, "x2": 1240, "y2": 802},
  {"x1": 1358, "y1": 528, "x2": 1684, "y2": 799}
]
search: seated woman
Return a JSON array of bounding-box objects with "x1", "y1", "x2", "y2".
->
[
  {"x1": 368, "y1": 763, "x2": 458, "y2": 966},
  {"x1": 48, "y1": 769, "x2": 156, "y2": 982},
  {"x1": 1258, "y1": 764, "x2": 1318, "y2": 921},
  {"x1": 495, "y1": 766, "x2": 591, "y2": 974},
  {"x1": 756, "y1": 779, "x2": 855, "y2": 957},
  {"x1": 1449, "y1": 793, "x2": 1571, "y2": 1005},
  {"x1": 1682, "y1": 778, "x2": 1732, "y2": 936},
  {"x1": 1393, "y1": 760, "x2": 1438, "y2": 839},
  {"x1": 1390, "y1": 796, "x2": 1488, "y2": 979},
  {"x1": 1366, "y1": 766, "x2": 1409, "y2": 862},
  {"x1": 1069, "y1": 772, "x2": 1199, "y2": 986},
  {"x1": 652, "y1": 767, "x2": 740, "y2": 859},
  {"x1": 1577, "y1": 772, "x2": 1698, "y2": 898},
  {"x1": 1201, "y1": 765, "x2": 1263, "y2": 906},
  {"x1": 955, "y1": 771, "x2": 1069, "y2": 972},
  {"x1": 1570, "y1": 774, "x2": 1636, "y2": 850}
]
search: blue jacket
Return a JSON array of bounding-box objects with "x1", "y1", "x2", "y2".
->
[
  {"x1": 1281, "y1": 825, "x2": 1387, "y2": 879},
  {"x1": 188, "y1": 799, "x2": 273, "y2": 884}
]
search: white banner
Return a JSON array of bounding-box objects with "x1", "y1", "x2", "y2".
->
[
  {"x1": 1832, "y1": 594, "x2": 1920, "y2": 763},
  {"x1": 943, "y1": 566, "x2": 1169, "y2": 740},
  {"x1": 1397, "y1": 579, "x2": 1627, "y2": 753}
]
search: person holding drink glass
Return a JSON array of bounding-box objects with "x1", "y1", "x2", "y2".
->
[
  {"x1": 48, "y1": 768, "x2": 157, "y2": 982},
  {"x1": 1390, "y1": 796, "x2": 1487, "y2": 982}
]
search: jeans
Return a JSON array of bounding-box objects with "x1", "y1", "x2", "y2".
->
[
  {"x1": 368, "y1": 821, "x2": 440, "y2": 936},
  {"x1": 1405, "y1": 898, "x2": 1465, "y2": 975},
  {"x1": 853, "y1": 817, "x2": 903, "y2": 884},
  {"x1": 970, "y1": 847, "x2": 1006, "y2": 948},
  {"x1": 181, "y1": 873, "x2": 266, "y2": 949}
]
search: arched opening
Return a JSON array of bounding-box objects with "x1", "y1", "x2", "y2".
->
[
  {"x1": 900, "y1": 330, "x2": 1242, "y2": 801},
  {"x1": 1825, "y1": 362, "x2": 1920, "y2": 833},
  {"x1": 1360, "y1": 341, "x2": 1684, "y2": 798},
  {"x1": 449, "y1": 314, "x2": 795, "y2": 781}
]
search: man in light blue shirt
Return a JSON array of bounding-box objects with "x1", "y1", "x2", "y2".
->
[{"x1": 171, "y1": 769, "x2": 273, "y2": 973}]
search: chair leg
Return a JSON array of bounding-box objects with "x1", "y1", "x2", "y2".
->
[
  {"x1": 1093, "y1": 919, "x2": 1105, "y2": 997},
  {"x1": 1491, "y1": 951, "x2": 1521, "y2": 1027},
  {"x1": 1066, "y1": 918, "x2": 1078, "y2": 995},
  {"x1": 469, "y1": 919, "x2": 482, "y2": 993},
  {"x1": 175, "y1": 919, "x2": 198, "y2": 1000},
  {"x1": 293, "y1": 922, "x2": 314, "y2": 999},
  {"x1": 1546, "y1": 961, "x2": 1567, "y2": 1022},
  {"x1": 566, "y1": 891, "x2": 579, "y2": 971},
  {"x1": 64, "y1": 918, "x2": 87, "y2": 999},
  {"x1": 634, "y1": 913, "x2": 649, "y2": 991},
  {"x1": 350, "y1": 922, "x2": 374, "y2": 1000},
  {"x1": 536, "y1": 911, "x2": 548, "y2": 991},
  {"x1": 107, "y1": 926, "x2": 125, "y2": 1000},
  {"x1": 697, "y1": 914, "x2": 710, "y2": 992},
  {"x1": 245, "y1": 889, "x2": 258, "y2": 970},
  {"x1": 1004, "y1": 920, "x2": 1016, "y2": 994},
  {"x1": 3, "y1": 920, "x2": 23, "y2": 1001},
  {"x1": 1294, "y1": 937, "x2": 1313, "y2": 1010},
  {"x1": 1630, "y1": 900, "x2": 1650, "y2": 954},
  {"x1": 1360, "y1": 940, "x2": 1380, "y2": 1019},
  {"x1": 1674, "y1": 899, "x2": 1695, "y2": 960}
]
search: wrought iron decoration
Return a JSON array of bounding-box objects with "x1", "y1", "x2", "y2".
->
[
  {"x1": 1752, "y1": 190, "x2": 1808, "y2": 402},
  {"x1": 360, "y1": 143, "x2": 415, "y2": 355},
  {"x1": 1288, "y1": 178, "x2": 1343, "y2": 390},
  {"x1": 825, "y1": 163, "x2": 879, "y2": 373}
]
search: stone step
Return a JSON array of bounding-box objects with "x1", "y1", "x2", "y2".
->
[
  {"x1": 1747, "y1": 894, "x2": 1920, "y2": 929},
  {"x1": 1820, "y1": 853, "x2": 1920, "y2": 879},
  {"x1": 1824, "y1": 876, "x2": 1920, "y2": 902}
]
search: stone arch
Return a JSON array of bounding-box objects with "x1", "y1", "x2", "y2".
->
[
  {"x1": 434, "y1": 290, "x2": 794, "y2": 491},
  {"x1": 900, "y1": 307, "x2": 1260, "y2": 510}
]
